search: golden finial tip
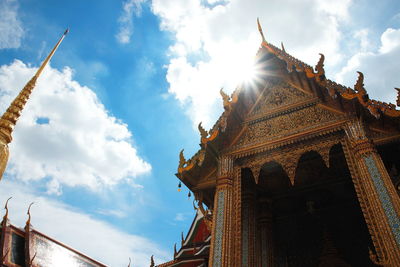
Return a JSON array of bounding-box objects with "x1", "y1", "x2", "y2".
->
[
  {"x1": 4, "y1": 196, "x2": 12, "y2": 209},
  {"x1": 257, "y1": 18, "x2": 266, "y2": 43}
]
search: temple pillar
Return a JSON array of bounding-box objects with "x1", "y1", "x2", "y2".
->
[
  {"x1": 241, "y1": 182, "x2": 256, "y2": 266},
  {"x1": 256, "y1": 197, "x2": 274, "y2": 267},
  {"x1": 344, "y1": 120, "x2": 400, "y2": 266},
  {"x1": 209, "y1": 156, "x2": 235, "y2": 267}
]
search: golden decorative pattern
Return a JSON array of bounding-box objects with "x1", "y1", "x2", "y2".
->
[
  {"x1": 250, "y1": 81, "x2": 309, "y2": 117},
  {"x1": 237, "y1": 105, "x2": 344, "y2": 149}
]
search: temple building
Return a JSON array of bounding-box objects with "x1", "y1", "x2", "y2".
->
[
  {"x1": 1, "y1": 19, "x2": 400, "y2": 267},
  {"x1": 157, "y1": 20, "x2": 400, "y2": 266},
  {"x1": 0, "y1": 200, "x2": 106, "y2": 267}
]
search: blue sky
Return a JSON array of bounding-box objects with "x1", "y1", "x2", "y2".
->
[{"x1": 0, "y1": 0, "x2": 400, "y2": 266}]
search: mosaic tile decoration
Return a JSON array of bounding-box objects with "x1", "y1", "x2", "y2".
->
[
  {"x1": 364, "y1": 155, "x2": 400, "y2": 246},
  {"x1": 213, "y1": 191, "x2": 225, "y2": 267},
  {"x1": 241, "y1": 203, "x2": 249, "y2": 266}
]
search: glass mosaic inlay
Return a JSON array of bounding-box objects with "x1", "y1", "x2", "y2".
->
[
  {"x1": 213, "y1": 191, "x2": 225, "y2": 267},
  {"x1": 364, "y1": 155, "x2": 400, "y2": 246}
]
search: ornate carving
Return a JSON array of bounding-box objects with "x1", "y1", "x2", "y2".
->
[
  {"x1": 250, "y1": 81, "x2": 309, "y2": 117},
  {"x1": 396, "y1": 88, "x2": 400, "y2": 107},
  {"x1": 354, "y1": 71, "x2": 366, "y2": 95},
  {"x1": 249, "y1": 164, "x2": 261, "y2": 184},
  {"x1": 178, "y1": 149, "x2": 206, "y2": 173},
  {"x1": 238, "y1": 136, "x2": 340, "y2": 186},
  {"x1": 194, "y1": 192, "x2": 213, "y2": 232},
  {"x1": 238, "y1": 105, "x2": 344, "y2": 148},
  {"x1": 315, "y1": 53, "x2": 325, "y2": 76},
  {"x1": 198, "y1": 122, "x2": 219, "y2": 145},
  {"x1": 344, "y1": 119, "x2": 367, "y2": 142},
  {"x1": 324, "y1": 72, "x2": 400, "y2": 119},
  {"x1": 218, "y1": 156, "x2": 234, "y2": 178}
]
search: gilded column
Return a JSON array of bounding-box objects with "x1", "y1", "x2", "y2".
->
[
  {"x1": 344, "y1": 119, "x2": 400, "y2": 265},
  {"x1": 209, "y1": 155, "x2": 235, "y2": 267}
]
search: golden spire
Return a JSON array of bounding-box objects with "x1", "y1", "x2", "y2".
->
[
  {"x1": 0, "y1": 29, "x2": 68, "y2": 181},
  {"x1": 257, "y1": 18, "x2": 266, "y2": 43},
  {"x1": 2, "y1": 197, "x2": 12, "y2": 224},
  {"x1": 25, "y1": 202, "x2": 34, "y2": 231}
]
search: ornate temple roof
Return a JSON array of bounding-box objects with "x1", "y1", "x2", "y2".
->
[
  {"x1": 156, "y1": 210, "x2": 211, "y2": 267},
  {"x1": 0, "y1": 201, "x2": 107, "y2": 267},
  {"x1": 176, "y1": 20, "x2": 400, "y2": 208}
]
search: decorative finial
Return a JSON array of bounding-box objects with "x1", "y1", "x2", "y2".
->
[
  {"x1": 25, "y1": 202, "x2": 34, "y2": 230},
  {"x1": 281, "y1": 42, "x2": 286, "y2": 53},
  {"x1": 150, "y1": 255, "x2": 155, "y2": 267},
  {"x1": 257, "y1": 18, "x2": 266, "y2": 43},
  {"x1": 181, "y1": 231, "x2": 184, "y2": 245},
  {"x1": 395, "y1": 88, "x2": 400, "y2": 107},
  {"x1": 188, "y1": 191, "x2": 191, "y2": 199},
  {"x1": 220, "y1": 88, "x2": 230, "y2": 110},
  {"x1": 198, "y1": 122, "x2": 208, "y2": 140},
  {"x1": 2, "y1": 196, "x2": 12, "y2": 224},
  {"x1": 174, "y1": 243, "x2": 177, "y2": 257},
  {"x1": 315, "y1": 53, "x2": 325, "y2": 75},
  {"x1": 0, "y1": 29, "x2": 68, "y2": 181},
  {"x1": 128, "y1": 257, "x2": 131, "y2": 267},
  {"x1": 178, "y1": 149, "x2": 185, "y2": 169},
  {"x1": 354, "y1": 71, "x2": 366, "y2": 95}
]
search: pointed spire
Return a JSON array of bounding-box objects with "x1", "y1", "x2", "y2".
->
[
  {"x1": 174, "y1": 243, "x2": 177, "y2": 257},
  {"x1": 2, "y1": 197, "x2": 12, "y2": 225},
  {"x1": 128, "y1": 257, "x2": 131, "y2": 267},
  {"x1": 281, "y1": 42, "x2": 286, "y2": 53},
  {"x1": 25, "y1": 202, "x2": 34, "y2": 231},
  {"x1": 198, "y1": 122, "x2": 208, "y2": 140},
  {"x1": 150, "y1": 255, "x2": 155, "y2": 267},
  {"x1": 354, "y1": 71, "x2": 366, "y2": 95},
  {"x1": 181, "y1": 231, "x2": 185, "y2": 245},
  {"x1": 315, "y1": 53, "x2": 325, "y2": 75},
  {"x1": 257, "y1": 18, "x2": 266, "y2": 43},
  {"x1": 0, "y1": 29, "x2": 68, "y2": 181}
]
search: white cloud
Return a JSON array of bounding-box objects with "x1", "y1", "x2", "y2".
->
[
  {"x1": 0, "y1": 60, "x2": 151, "y2": 193},
  {"x1": 174, "y1": 212, "x2": 185, "y2": 222},
  {"x1": 116, "y1": 0, "x2": 145, "y2": 44},
  {"x1": 336, "y1": 28, "x2": 400, "y2": 104},
  {"x1": 0, "y1": 0, "x2": 24, "y2": 49},
  {"x1": 151, "y1": 0, "x2": 352, "y2": 128},
  {"x1": 0, "y1": 180, "x2": 168, "y2": 266}
]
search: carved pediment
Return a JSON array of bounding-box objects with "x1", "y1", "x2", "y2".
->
[
  {"x1": 249, "y1": 80, "x2": 311, "y2": 118},
  {"x1": 234, "y1": 105, "x2": 347, "y2": 150}
]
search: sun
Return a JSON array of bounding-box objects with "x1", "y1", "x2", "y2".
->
[{"x1": 233, "y1": 56, "x2": 265, "y2": 88}]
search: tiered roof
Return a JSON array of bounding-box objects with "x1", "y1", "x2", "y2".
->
[
  {"x1": 156, "y1": 210, "x2": 211, "y2": 267},
  {"x1": 176, "y1": 20, "x2": 400, "y2": 208}
]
